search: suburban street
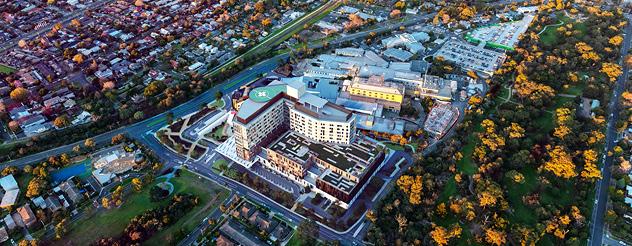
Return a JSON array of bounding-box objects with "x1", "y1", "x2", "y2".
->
[
  {"x1": 588, "y1": 14, "x2": 632, "y2": 246},
  {"x1": 0, "y1": 0, "x2": 115, "y2": 54}
]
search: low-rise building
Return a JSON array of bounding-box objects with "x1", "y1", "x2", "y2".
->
[
  {"x1": 424, "y1": 103, "x2": 459, "y2": 138},
  {"x1": 342, "y1": 75, "x2": 405, "y2": 111},
  {"x1": 15, "y1": 204, "x2": 36, "y2": 228},
  {"x1": 400, "y1": 74, "x2": 456, "y2": 100}
]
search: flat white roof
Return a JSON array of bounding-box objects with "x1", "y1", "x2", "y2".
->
[
  {"x1": 0, "y1": 175, "x2": 18, "y2": 191},
  {"x1": 299, "y1": 93, "x2": 327, "y2": 109},
  {"x1": 0, "y1": 190, "x2": 19, "y2": 208}
]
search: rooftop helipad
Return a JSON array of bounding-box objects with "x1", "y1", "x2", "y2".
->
[{"x1": 248, "y1": 84, "x2": 287, "y2": 103}]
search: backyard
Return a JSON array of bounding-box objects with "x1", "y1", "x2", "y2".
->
[
  {"x1": 58, "y1": 170, "x2": 229, "y2": 245},
  {"x1": 0, "y1": 64, "x2": 16, "y2": 74}
]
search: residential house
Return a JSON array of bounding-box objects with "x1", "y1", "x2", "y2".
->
[
  {"x1": 59, "y1": 180, "x2": 83, "y2": 204},
  {"x1": 15, "y1": 204, "x2": 36, "y2": 228},
  {"x1": 0, "y1": 175, "x2": 20, "y2": 208}
]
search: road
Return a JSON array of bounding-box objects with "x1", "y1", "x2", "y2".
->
[
  {"x1": 177, "y1": 191, "x2": 236, "y2": 246},
  {"x1": 0, "y1": 0, "x2": 115, "y2": 54},
  {"x1": 0, "y1": 53, "x2": 286, "y2": 169},
  {"x1": 588, "y1": 14, "x2": 632, "y2": 246}
]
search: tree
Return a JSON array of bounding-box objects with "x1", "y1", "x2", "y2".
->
[
  {"x1": 484, "y1": 228, "x2": 507, "y2": 246},
  {"x1": 215, "y1": 91, "x2": 223, "y2": 101},
  {"x1": 73, "y1": 145, "x2": 81, "y2": 153},
  {"x1": 55, "y1": 219, "x2": 67, "y2": 239},
  {"x1": 133, "y1": 111, "x2": 145, "y2": 120},
  {"x1": 18, "y1": 240, "x2": 39, "y2": 246},
  {"x1": 60, "y1": 153, "x2": 70, "y2": 165},
  {"x1": 131, "y1": 178, "x2": 143, "y2": 192},
  {"x1": 580, "y1": 149, "x2": 601, "y2": 180},
  {"x1": 609, "y1": 35, "x2": 623, "y2": 46},
  {"x1": 53, "y1": 115, "x2": 70, "y2": 128},
  {"x1": 8, "y1": 121, "x2": 20, "y2": 133},
  {"x1": 26, "y1": 178, "x2": 48, "y2": 198},
  {"x1": 297, "y1": 219, "x2": 319, "y2": 243},
  {"x1": 23, "y1": 165, "x2": 32, "y2": 174},
  {"x1": 543, "y1": 145, "x2": 577, "y2": 179},
  {"x1": 150, "y1": 186, "x2": 169, "y2": 202},
  {"x1": 70, "y1": 19, "x2": 81, "y2": 28},
  {"x1": 1, "y1": 166, "x2": 18, "y2": 176},
  {"x1": 72, "y1": 53, "x2": 84, "y2": 64},
  {"x1": 262, "y1": 18, "x2": 272, "y2": 27},
  {"x1": 102, "y1": 197, "x2": 110, "y2": 209},
  {"x1": 10, "y1": 87, "x2": 28, "y2": 102},
  {"x1": 366, "y1": 210, "x2": 377, "y2": 223},
  {"x1": 506, "y1": 123, "x2": 525, "y2": 139},
  {"x1": 601, "y1": 62, "x2": 622, "y2": 82},
  {"x1": 84, "y1": 138, "x2": 95, "y2": 148},
  {"x1": 395, "y1": 213, "x2": 408, "y2": 232},
  {"x1": 111, "y1": 134, "x2": 125, "y2": 144}
]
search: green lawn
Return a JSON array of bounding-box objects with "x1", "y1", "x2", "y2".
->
[
  {"x1": 456, "y1": 121, "x2": 483, "y2": 175},
  {"x1": 539, "y1": 22, "x2": 560, "y2": 46},
  {"x1": 211, "y1": 159, "x2": 227, "y2": 174},
  {"x1": 504, "y1": 166, "x2": 538, "y2": 226},
  {"x1": 210, "y1": 98, "x2": 225, "y2": 108},
  {"x1": 286, "y1": 232, "x2": 300, "y2": 246},
  {"x1": 384, "y1": 142, "x2": 405, "y2": 151},
  {"x1": 61, "y1": 170, "x2": 229, "y2": 245},
  {"x1": 438, "y1": 176, "x2": 457, "y2": 203},
  {"x1": 207, "y1": 124, "x2": 226, "y2": 139},
  {"x1": 0, "y1": 64, "x2": 16, "y2": 74},
  {"x1": 145, "y1": 171, "x2": 230, "y2": 245},
  {"x1": 561, "y1": 82, "x2": 585, "y2": 96},
  {"x1": 540, "y1": 13, "x2": 587, "y2": 46}
]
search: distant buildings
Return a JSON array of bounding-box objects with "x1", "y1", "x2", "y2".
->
[
  {"x1": 401, "y1": 74, "x2": 456, "y2": 101},
  {"x1": 383, "y1": 48, "x2": 414, "y2": 62},
  {"x1": 381, "y1": 32, "x2": 429, "y2": 54},
  {"x1": 465, "y1": 13, "x2": 535, "y2": 50}
]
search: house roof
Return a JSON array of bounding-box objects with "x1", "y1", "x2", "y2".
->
[
  {"x1": 0, "y1": 190, "x2": 19, "y2": 208},
  {"x1": 0, "y1": 175, "x2": 18, "y2": 191}
]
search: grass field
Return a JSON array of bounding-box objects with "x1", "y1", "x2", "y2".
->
[
  {"x1": 438, "y1": 176, "x2": 457, "y2": 203},
  {"x1": 211, "y1": 159, "x2": 227, "y2": 174},
  {"x1": 0, "y1": 64, "x2": 16, "y2": 74},
  {"x1": 60, "y1": 170, "x2": 228, "y2": 245},
  {"x1": 145, "y1": 171, "x2": 229, "y2": 245},
  {"x1": 504, "y1": 166, "x2": 538, "y2": 226},
  {"x1": 286, "y1": 232, "x2": 300, "y2": 246},
  {"x1": 456, "y1": 121, "x2": 483, "y2": 175},
  {"x1": 384, "y1": 142, "x2": 405, "y2": 151},
  {"x1": 540, "y1": 13, "x2": 587, "y2": 46}
]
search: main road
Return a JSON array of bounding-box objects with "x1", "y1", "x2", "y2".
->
[{"x1": 588, "y1": 14, "x2": 632, "y2": 246}]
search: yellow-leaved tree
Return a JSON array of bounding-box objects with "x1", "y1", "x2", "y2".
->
[{"x1": 543, "y1": 145, "x2": 577, "y2": 178}]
